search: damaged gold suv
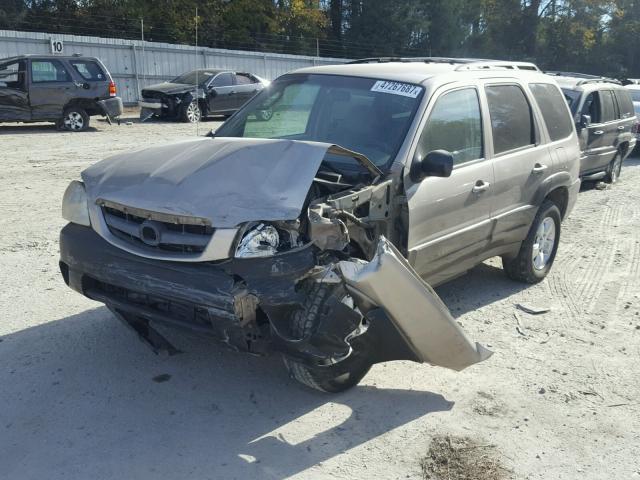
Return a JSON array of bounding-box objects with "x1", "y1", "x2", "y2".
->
[{"x1": 59, "y1": 58, "x2": 581, "y2": 392}]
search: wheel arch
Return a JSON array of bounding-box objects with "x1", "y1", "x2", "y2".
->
[
  {"x1": 63, "y1": 98, "x2": 101, "y2": 116},
  {"x1": 533, "y1": 171, "x2": 573, "y2": 220}
]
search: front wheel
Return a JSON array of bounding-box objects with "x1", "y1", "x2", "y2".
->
[
  {"x1": 282, "y1": 282, "x2": 372, "y2": 393},
  {"x1": 503, "y1": 200, "x2": 561, "y2": 284},
  {"x1": 181, "y1": 100, "x2": 202, "y2": 123},
  {"x1": 604, "y1": 153, "x2": 622, "y2": 184}
]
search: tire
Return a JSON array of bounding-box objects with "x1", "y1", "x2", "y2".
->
[
  {"x1": 60, "y1": 107, "x2": 90, "y2": 131},
  {"x1": 502, "y1": 200, "x2": 561, "y2": 284},
  {"x1": 282, "y1": 282, "x2": 372, "y2": 393},
  {"x1": 604, "y1": 152, "x2": 623, "y2": 184},
  {"x1": 180, "y1": 100, "x2": 202, "y2": 123},
  {"x1": 257, "y1": 109, "x2": 273, "y2": 121}
]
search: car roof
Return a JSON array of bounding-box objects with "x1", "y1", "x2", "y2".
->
[
  {"x1": 1, "y1": 54, "x2": 99, "y2": 63},
  {"x1": 290, "y1": 57, "x2": 543, "y2": 85}
]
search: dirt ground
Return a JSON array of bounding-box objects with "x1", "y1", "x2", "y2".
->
[{"x1": 1, "y1": 113, "x2": 639, "y2": 480}]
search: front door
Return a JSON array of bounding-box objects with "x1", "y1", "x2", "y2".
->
[
  {"x1": 206, "y1": 72, "x2": 235, "y2": 114},
  {"x1": 28, "y1": 59, "x2": 75, "y2": 120},
  {"x1": 0, "y1": 59, "x2": 30, "y2": 121},
  {"x1": 405, "y1": 86, "x2": 494, "y2": 285}
]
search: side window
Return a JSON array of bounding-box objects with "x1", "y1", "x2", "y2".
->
[
  {"x1": 485, "y1": 84, "x2": 535, "y2": 155},
  {"x1": 614, "y1": 89, "x2": 634, "y2": 119},
  {"x1": 581, "y1": 92, "x2": 600, "y2": 123},
  {"x1": 244, "y1": 83, "x2": 321, "y2": 138},
  {"x1": 599, "y1": 90, "x2": 617, "y2": 122},
  {"x1": 529, "y1": 83, "x2": 574, "y2": 141},
  {"x1": 417, "y1": 88, "x2": 483, "y2": 165},
  {"x1": 31, "y1": 60, "x2": 71, "y2": 83},
  {"x1": 235, "y1": 73, "x2": 254, "y2": 85},
  {"x1": 0, "y1": 60, "x2": 26, "y2": 90},
  {"x1": 70, "y1": 61, "x2": 105, "y2": 81},
  {"x1": 210, "y1": 72, "x2": 234, "y2": 88}
]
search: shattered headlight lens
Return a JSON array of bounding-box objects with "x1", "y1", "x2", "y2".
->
[
  {"x1": 235, "y1": 223, "x2": 280, "y2": 258},
  {"x1": 62, "y1": 180, "x2": 91, "y2": 227}
]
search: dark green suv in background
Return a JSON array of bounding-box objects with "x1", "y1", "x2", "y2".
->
[{"x1": 0, "y1": 54, "x2": 123, "y2": 131}]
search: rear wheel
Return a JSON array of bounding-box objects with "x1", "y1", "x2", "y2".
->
[
  {"x1": 503, "y1": 200, "x2": 561, "y2": 284},
  {"x1": 180, "y1": 100, "x2": 202, "y2": 123},
  {"x1": 604, "y1": 152, "x2": 623, "y2": 183},
  {"x1": 59, "y1": 107, "x2": 90, "y2": 131},
  {"x1": 283, "y1": 282, "x2": 372, "y2": 393}
]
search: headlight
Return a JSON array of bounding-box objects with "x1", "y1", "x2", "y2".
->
[
  {"x1": 62, "y1": 180, "x2": 91, "y2": 226},
  {"x1": 235, "y1": 223, "x2": 280, "y2": 258}
]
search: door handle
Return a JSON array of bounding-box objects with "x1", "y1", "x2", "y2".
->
[
  {"x1": 593, "y1": 130, "x2": 604, "y2": 135},
  {"x1": 531, "y1": 163, "x2": 548, "y2": 174},
  {"x1": 472, "y1": 181, "x2": 490, "y2": 193},
  {"x1": 617, "y1": 126, "x2": 625, "y2": 131}
]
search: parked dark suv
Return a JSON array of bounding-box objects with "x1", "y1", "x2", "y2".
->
[
  {"x1": 0, "y1": 54, "x2": 123, "y2": 131},
  {"x1": 548, "y1": 72, "x2": 637, "y2": 183}
]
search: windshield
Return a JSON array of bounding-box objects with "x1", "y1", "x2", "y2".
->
[
  {"x1": 628, "y1": 89, "x2": 640, "y2": 103},
  {"x1": 215, "y1": 74, "x2": 424, "y2": 170},
  {"x1": 562, "y1": 88, "x2": 581, "y2": 112},
  {"x1": 172, "y1": 70, "x2": 219, "y2": 86}
]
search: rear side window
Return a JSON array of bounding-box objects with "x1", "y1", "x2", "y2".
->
[
  {"x1": 599, "y1": 90, "x2": 617, "y2": 122},
  {"x1": 529, "y1": 83, "x2": 574, "y2": 141},
  {"x1": 614, "y1": 89, "x2": 635, "y2": 119},
  {"x1": 31, "y1": 60, "x2": 71, "y2": 83},
  {"x1": 629, "y1": 89, "x2": 640, "y2": 102},
  {"x1": 235, "y1": 73, "x2": 255, "y2": 85},
  {"x1": 485, "y1": 84, "x2": 535, "y2": 155},
  {"x1": 70, "y1": 60, "x2": 106, "y2": 81},
  {"x1": 418, "y1": 88, "x2": 483, "y2": 165}
]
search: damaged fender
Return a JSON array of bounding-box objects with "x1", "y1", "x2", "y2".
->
[{"x1": 339, "y1": 237, "x2": 492, "y2": 371}]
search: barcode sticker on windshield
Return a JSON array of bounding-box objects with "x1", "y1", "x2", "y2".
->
[{"x1": 370, "y1": 81, "x2": 422, "y2": 98}]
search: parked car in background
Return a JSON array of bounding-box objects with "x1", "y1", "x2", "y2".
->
[
  {"x1": 139, "y1": 69, "x2": 268, "y2": 123},
  {"x1": 60, "y1": 58, "x2": 580, "y2": 392},
  {"x1": 625, "y1": 84, "x2": 640, "y2": 147},
  {"x1": 548, "y1": 72, "x2": 637, "y2": 183},
  {"x1": 0, "y1": 54, "x2": 123, "y2": 131}
]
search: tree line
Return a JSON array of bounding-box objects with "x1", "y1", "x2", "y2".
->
[{"x1": 1, "y1": 1, "x2": 640, "y2": 78}]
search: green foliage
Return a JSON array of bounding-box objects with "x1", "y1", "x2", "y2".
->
[{"x1": 3, "y1": 0, "x2": 640, "y2": 77}]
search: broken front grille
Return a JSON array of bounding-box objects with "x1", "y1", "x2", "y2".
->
[
  {"x1": 100, "y1": 203, "x2": 214, "y2": 254},
  {"x1": 140, "y1": 90, "x2": 165, "y2": 100}
]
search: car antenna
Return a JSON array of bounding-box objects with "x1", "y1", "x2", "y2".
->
[{"x1": 195, "y1": 7, "x2": 199, "y2": 137}]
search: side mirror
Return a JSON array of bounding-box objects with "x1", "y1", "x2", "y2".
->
[
  {"x1": 411, "y1": 150, "x2": 454, "y2": 182},
  {"x1": 579, "y1": 114, "x2": 591, "y2": 128}
]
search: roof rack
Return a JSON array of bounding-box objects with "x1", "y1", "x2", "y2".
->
[
  {"x1": 454, "y1": 60, "x2": 539, "y2": 71},
  {"x1": 347, "y1": 57, "x2": 540, "y2": 71},
  {"x1": 544, "y1": 71, "x2": 622, "y2": 85}
]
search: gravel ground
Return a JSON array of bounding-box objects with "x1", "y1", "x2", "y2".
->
[{"x1": 1, "y1": 114, "x2": 639, "y2": 480}]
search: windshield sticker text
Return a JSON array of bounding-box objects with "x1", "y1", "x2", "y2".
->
[{"x1": 371, "y1": 81, "x2": 422, "y2": 98}]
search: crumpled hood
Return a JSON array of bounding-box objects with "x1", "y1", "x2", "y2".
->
[
  {"x1": 142, "y1": 82, "x2": 194, "y2": 95},
  {"x1": 81, "y1": 137, "x2": 334, "y2": 228}
]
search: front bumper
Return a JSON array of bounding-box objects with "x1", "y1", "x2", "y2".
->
[{"x1": 59, "y1": 223, "x2": 363, "y2": 364}]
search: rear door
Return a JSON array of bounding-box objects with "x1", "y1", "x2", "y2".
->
[
  {"x1": 483, "y1": 82, "x2": 550, "y2": 248},
  {"x1": 28, "y1": 58, "x2": 75, "y2": 120},
  {"x1": 580, "y1": 91, "x2": 614, "y2": 173},
  {"x1": 233, "y1": 73, "x2": 262, "y2": 109},
  {"x1": 0, "y1": 59, "x2": 30, "y2": 121},
  {"x1": 206, "y1": 72, "x2": 235, "y2": 113},
  {"x1": 405, "y1": 85, "x2": 494, "y2": 284},
  {"x1": 67, "y1": 58, "x2": 110, "y2": 100}
]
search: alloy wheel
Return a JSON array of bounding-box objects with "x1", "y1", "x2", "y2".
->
[
  {"x1": 532, "y1": 217, "x2": 556, "y2": 270},
  {"x1": 64, "y1": 111, "x2": 84, "y2": 131},
  {"x1": 186, "y1": 102, "x2": 201, "y2": 123}
]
